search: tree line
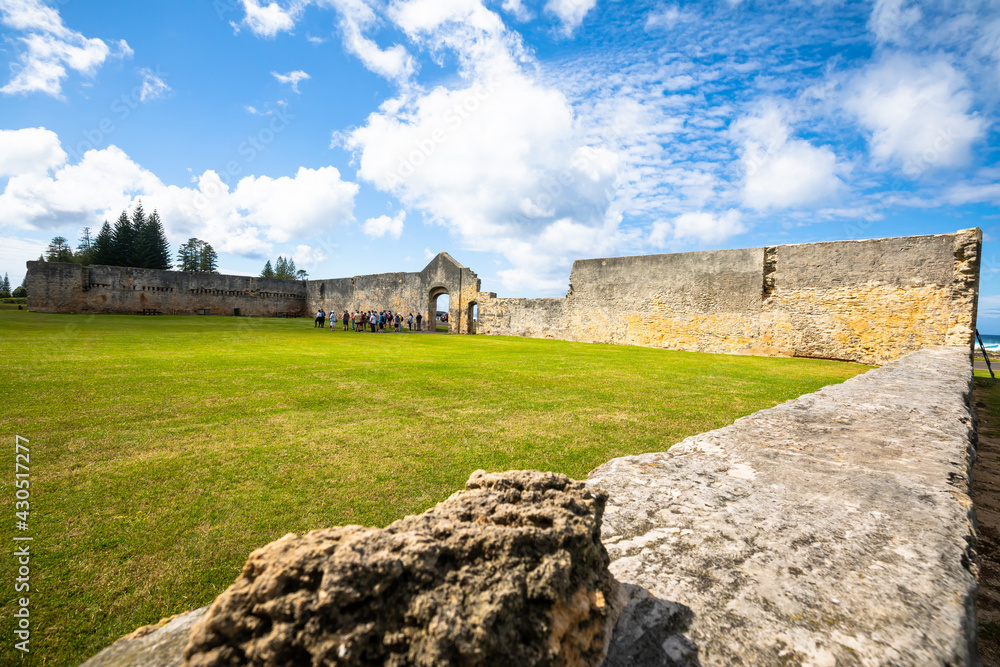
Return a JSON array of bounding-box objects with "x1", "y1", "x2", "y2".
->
[
  {"x1": 260, "y1": 256, "x2": 308, "y2": 280},
  {"x1": 37, "y1": 201, "x2": 219, "y2": 274}
]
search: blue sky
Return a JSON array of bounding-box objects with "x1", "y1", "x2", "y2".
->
[{"x1": 2, "y1": 0, "x2": 1000, "y2": 328}]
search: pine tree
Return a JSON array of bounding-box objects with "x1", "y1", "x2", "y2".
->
[
  {"x1": 261, "y1": 260, "x2": 275, "y2": 278},
  {"x1": 0, "y1": 273, "x2": 10, "y2": 298},
  {"x1": 75, "y1": 227, "x2": 95, "y2": 265},
  {"x1": 45, "y1": 236, "x2": 74, "y2": 263},
  {"x1": 110, "y1": 210, "x2": 135, "y2": 267},
  {"x1": 177, "y1": 238, "x2": 200, "y2": 272},
  {"x1": 92, "y1": 222, "x2": 114, "y2": 265},
  {"x1": 136, "y1": 210, "x2": 172, "y2": 270},
  {"x1": 199, "y1": 243, "x2": 219, "y2": 273},
  {"x1": 273, "y1": 256, "x2": 298, "y2": 280},
  {"x1": 296, "y1": 269, "x2": 308, "y2": 280}
]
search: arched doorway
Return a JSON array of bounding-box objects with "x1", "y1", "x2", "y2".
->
[
  {"x1": 428, "y1": 287, "x2": 450, "y2": 333},
  {"x1": 467, "y1": 301, "x2": 478, "y2": 334}
]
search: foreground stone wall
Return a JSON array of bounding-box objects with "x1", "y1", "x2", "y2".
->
[
  {"x1": 591, "y1": 346, "x2": 980, "y2": 665},
  {"x1": 479, "y1": 229, "x2": 982, "y2": 365},
  {"x1": 82, "y1": 347, "x2": 983, "y2": 665}
]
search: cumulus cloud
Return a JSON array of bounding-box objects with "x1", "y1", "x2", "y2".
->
[
  {"x1": 0, "y1": 128, "x2": 359, "y2": 256},
  {"x1": 139, "y1": 67, "x2": 170, "y2": 102},
  {"x1": 340, "y1": 0, "x2": 631, "y2": 292},
  {"x1": 0, "y1": 0, "x2": 131, "y2": 97},
  {"x1": 0, "y1": 127, "x2": 66, "y2": 176},
  {"x1": 845, "y1": 54, "x2": 985, "y2": 176},
  {"x1": 733, "y1": 103, "x2": 844, "y2": 211},
  {"x1": 238, "y1": 0, "x2": 302, "y2": 37},
  {"x1": 363, "y1": 210, "x2": 405, "y2": 239},
  {"x1": 272, "y1": 69, "x2": 310, "y2": 93},
  {"x1": 648, "y1": 210, "x2": 745, "y2": 247},
  {"x1": 545, "y1": 0, "x2": 598, "y2": 35}
]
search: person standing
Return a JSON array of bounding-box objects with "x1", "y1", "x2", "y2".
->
[
  {"x1": 416, "y1": 312, "x2": 422, "y2": 331},
  {"x1": 315, "y1": 309, "x2": 323, "y2": 328},
  {"x1": 407, "y1": 313, "x2": 413, "y2": 331},
  {"x1": 343, "y1": 310, "x2": 349, "y2": 331}
]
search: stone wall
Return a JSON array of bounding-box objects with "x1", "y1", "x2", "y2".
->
[
  {"x1": 27, "y1": 231, "x2": 982, "y2": 364},
  {"x1": 591, "y1": 346, "x2": 980, "y2": 665},
  {"x1": 26, "y1": 253, "x2": 482, "y2": 328},
  {"x1": 478, "y1": 229, "x2": 982, "y2": 365},
  {"x1": 26, "y1": 262, "x2": 308, "y2": 317},
  {"x1": 305, "y1": 252, "x2": 482, "y2": 333}
]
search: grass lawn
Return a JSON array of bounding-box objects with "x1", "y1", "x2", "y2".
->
[{"x1": 0, "y1": 309, "x2": 868, "y2": 665}]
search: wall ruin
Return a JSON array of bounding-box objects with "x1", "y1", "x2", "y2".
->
[
  {"x1": 26, "y1": 252, "x2": 482, "y2": 332},
  {"x1": 476, "y1": 229, "x2": 982, "y2": 365},
  {"x1": 27, "y1": 230, "x2": 981, "y2": 365}
]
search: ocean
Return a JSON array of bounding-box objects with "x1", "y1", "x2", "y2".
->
[{"x1": 980, "y1": 334, "x2": 1000, "y2": 352}]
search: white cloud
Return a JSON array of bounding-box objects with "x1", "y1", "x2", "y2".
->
[
  {"x1": 292, "y1": 243, "x2": 326, "y2": 267},
  {"x1": 0, "y1": 129, "x2": 359, "y2": 256},
  {"x1": 238, "y1": 0, "x2": 302, "y2": 37},
  {"x1": 272, "y1": 69, "x2": 310, "y2": 93},
  {"x1": 648, "y1": 210, "x2": 745, "y2": 247},
  {"x1": 363, "y1": 210, "x2": 405, "y2": 239},
  {"x1": 139, "y1": 67, "x2": 170, "y2": 102},
  {"x1": 645, "y1": 5, "x2": 696, "y2": 30},
  {"x1": 845, "y1": 54, "x2": 985, "y2": 176},
  {"x1": 0, "y1": 236, "x2": 48, "y2": 280},
  {"x1": 501, "y1": 0, "x2": 532, "y2": 21},
  {"x1": 673, "y1": 210, "x2": 745, "y2": 244},
  {"x1": 0, "y1": 0, "x2": 131, "y2": 97},
  {"x1": 545, "y1": 0, "x2": 598, "y2": 35},
  {"x1": 733, "y1": 103, "x2": 844, "y2": 211},
  {"x1": 0, "y1": 127, "x2": 66, "y2": 176},
  {"x1": 868, "y1": 0, "x2": 921, "y2": 45}
]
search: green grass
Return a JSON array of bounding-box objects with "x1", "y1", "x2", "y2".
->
[{"x1": 0, "y1": 310, "x2": 868, "y2": 665}]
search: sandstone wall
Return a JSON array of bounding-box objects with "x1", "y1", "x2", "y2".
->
[
  {"x1": 26, "y1": 262, "x2": 308, "y2": 316},
  {"x1": 591, "y1": 346, "x2": 980, "y2": 665},
  {"x1": 478, "y1": 229, "x2": 982, "y2": 365},
  {"x1": 27, "y1": 253, "x2": 483, "y2": 327}
]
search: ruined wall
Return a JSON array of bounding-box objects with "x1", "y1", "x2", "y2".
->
[
  {"x1": 26, "y1": 262, "x2": 307, "y2": 316},
  {"x1": 479, "y1": 229, "x2": 982, "y2": 365},
  {"x1": 305, "y1": 253, "x2": 482, "y2": 332},
  {"x1": 27, "y1": 253, "x2": 483, "y2": 326}
]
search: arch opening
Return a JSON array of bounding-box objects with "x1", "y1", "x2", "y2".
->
[{"x1": 428, "y1": 287, "x2": 450, "y2": 333}]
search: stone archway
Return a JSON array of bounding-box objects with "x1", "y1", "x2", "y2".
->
[{"x1": 428, "y1": 286, "x2": 450, "y2": 333}]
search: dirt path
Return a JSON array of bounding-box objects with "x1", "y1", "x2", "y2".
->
[{"x1": 974, "y1": 377, "x2": 1000, "y2": 664}]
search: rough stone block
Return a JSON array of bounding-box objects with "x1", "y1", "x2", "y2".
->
[
  {"x1": 589, "y1": 346, "x2": 980, "y2": 665},
  {"x1": 182, "y1": 470, "x2": 620, "y2": 666}
]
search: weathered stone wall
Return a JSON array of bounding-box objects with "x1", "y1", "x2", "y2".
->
[
  {"x1": 26, "y1": 262, "x2": 308, "y2": 316},
  {"x1": 26, "y1": 253, "x2": 483, "y2": 327},
  {"x1": 304, "y1": 253, "x2": 482, "y2": 331},
  {"x1": 591, "y1": 346, "x2": 980, "y2": 665},
  {"x1": 479, "y1": 229, "x2": 982, "y2": 365}
]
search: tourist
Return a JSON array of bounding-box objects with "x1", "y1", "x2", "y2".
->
[
  {"x1": 395, "y1": 312, "x2": 402, "y2": 333},
  {"x1": 416, "y1": 312, "x2": 422, "y2": 330},
  {"x1": 315, "y1": 309, "x2": 324, "y2": 328},
  {"x1": 370, "y1": 311, "x2": 377, "y2": 332},
  {"x1": 330, "y1": 313, "x2": 335, "y2": 331},
  {"x1": 343, "y1": 310, "x2": 349, "y2": 331},
  {"x1": 407, "y1": 313, "x2": 413, "y2": 331}
]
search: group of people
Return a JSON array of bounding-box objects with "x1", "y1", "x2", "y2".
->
[{"x1": 314, "y1": 309, "x2": 425, "y2": 333}]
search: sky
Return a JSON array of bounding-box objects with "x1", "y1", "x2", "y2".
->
[{"x1": 1, "y1": 0, "x2": 1000, "y2": 328}]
